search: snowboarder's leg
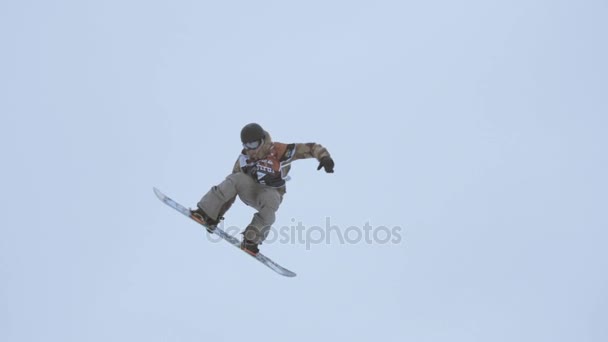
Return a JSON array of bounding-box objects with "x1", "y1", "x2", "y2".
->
[
  {"x1": 196, "y1": 172, "x2": 254, "y2": 222},
  {"x1": 242, "y1": 187, "x2": 284, "y2": 248}
]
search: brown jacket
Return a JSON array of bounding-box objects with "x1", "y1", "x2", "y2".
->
[{"x1": 232, "y1": 131, "x2": 331, "y2": 187}]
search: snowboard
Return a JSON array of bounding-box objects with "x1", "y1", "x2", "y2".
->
[{"x1": 153, "y1": 187, "x2": 296, "y2": 277}]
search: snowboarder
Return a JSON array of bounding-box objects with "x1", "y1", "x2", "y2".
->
[{"x1": 190, "y1": 123, "x2": 334, "y2": 256}]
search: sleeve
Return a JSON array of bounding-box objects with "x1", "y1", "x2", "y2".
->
[
  {"x1": 232, "y1": 152, "x2": 248, "y2": 173},
  {"x1": 232, "y1": 158, "x2": 241, "y2": 173},
  {"x1": 233, "y1": 153, "x2": 254, "y2": 174},
  {"x1": 281, "y1": 143, "x2": 331, "y2": 162}
]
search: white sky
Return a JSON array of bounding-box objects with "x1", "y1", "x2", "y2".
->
[{"x1": 1, "y1": 1, "x2": 607, "y2": 341}]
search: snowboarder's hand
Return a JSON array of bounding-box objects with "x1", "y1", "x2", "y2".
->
[
  {"x1": 243, "y1": 165, "x2": 257, "y2": 177},
  {"x1": 317, "y1": 156, "x2": 334, "y2": 173}
]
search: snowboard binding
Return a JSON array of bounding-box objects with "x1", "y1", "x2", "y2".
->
[{"x1": 190, "y1": 207, "x2": 220, "y2": 233}]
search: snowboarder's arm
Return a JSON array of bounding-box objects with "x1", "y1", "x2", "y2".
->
[
  {"x1": 232, "y1": 158, "x2": 241, "y2": 173},
  {"x1": 281, "y1": 143, "x2": 331, "y2": 162},
  {"x1": 232, "y1": 153, "x2": 258, "y2": 177},
  {"x1": 291, "y1": 143, "x2": 333, "y2": 172}
]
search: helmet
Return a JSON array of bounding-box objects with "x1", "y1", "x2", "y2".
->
[{"x1": 240, "y1": 123, "x2": 265, "y2": 143}]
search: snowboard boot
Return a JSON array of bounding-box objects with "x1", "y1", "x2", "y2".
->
[
  {"x1": 240, "y1": 239, "x2": 260, "y2": 256},
  {"x1": 190, "y1": 207, "x2": 219, "y2": 233}
]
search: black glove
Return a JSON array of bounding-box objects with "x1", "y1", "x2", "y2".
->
[
  {"x1": 243, "y1": 164, "x2": 258, "y2": 178},
  {"x1": 317, "y1": 156, "x2": 334, "y2": 173}
]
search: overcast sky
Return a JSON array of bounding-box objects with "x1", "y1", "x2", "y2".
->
[{"x1": 1, "y1": 1, "x2": 607, "y2": 341}]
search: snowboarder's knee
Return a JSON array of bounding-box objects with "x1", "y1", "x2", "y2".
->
[{"x1": 258, "y1": 209, "x2": 276, "y2": 225}]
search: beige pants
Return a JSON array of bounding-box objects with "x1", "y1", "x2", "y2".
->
[{"x1": 197, "y1": 172, "x2": 284, "y2": 244}]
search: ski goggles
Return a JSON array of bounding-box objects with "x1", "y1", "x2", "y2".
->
[{"x1": 243, "y1": 139, "x2": 263, "y2": 150}]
